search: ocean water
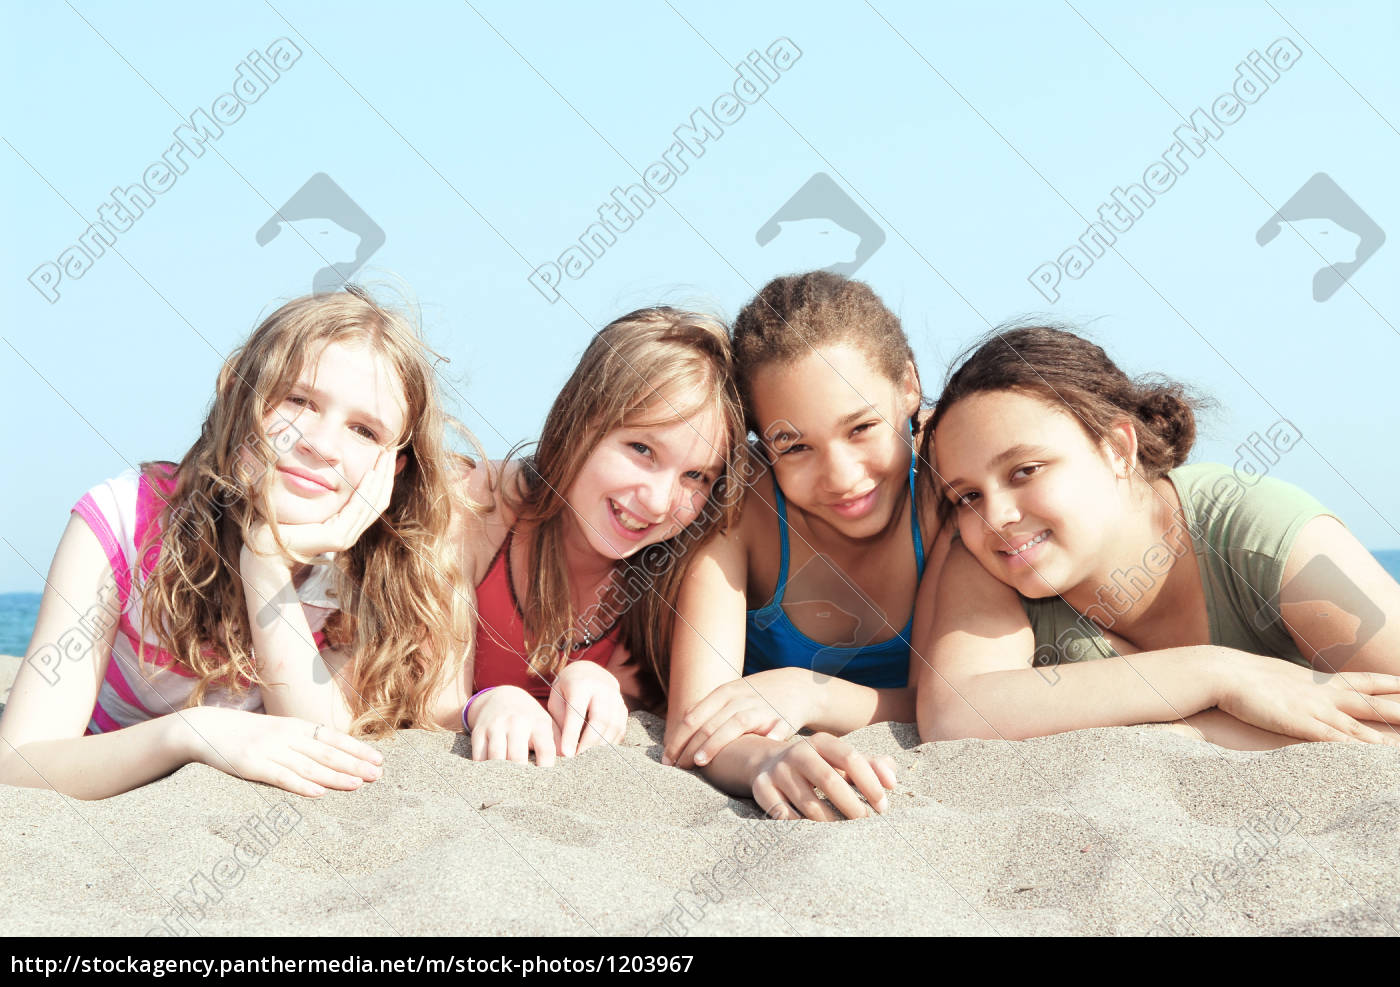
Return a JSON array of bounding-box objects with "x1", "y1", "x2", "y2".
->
[
  {"x1": 1376, "y1": 549, "x2": 1400, "y2": 586},
  {"x1": 0, "y1": 593, "x2": 43, "y2": 656},
  {"x1": 2, "y1": 552, "x2": 1399, "y2": 657}
]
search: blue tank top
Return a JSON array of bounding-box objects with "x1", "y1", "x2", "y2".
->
[{"x1": 743, "y1": 460, "x2": 925, "y2": 688}]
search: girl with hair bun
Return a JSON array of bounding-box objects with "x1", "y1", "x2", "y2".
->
[{"x1": 917, "y1": 324, "x2": 1400, "y2": 749}]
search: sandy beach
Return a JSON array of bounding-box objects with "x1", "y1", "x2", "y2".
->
[{"x1": 1, "y1": 653, "x2": 1396, "y2": 937}]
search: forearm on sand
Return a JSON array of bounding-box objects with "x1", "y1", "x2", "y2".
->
[
  {"x1": 0, "y1": 712, "x2": 205, "y2": 800},
  {"x1": 805, "y1": 678, "x2": 913, "y2": 735},
  {"x1": 925, "y1": 646, "x2": 1237, "y2": 741}
]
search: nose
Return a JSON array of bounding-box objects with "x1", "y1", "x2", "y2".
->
[
  {"x1": 293, "y1": 413, "x2": 343, "y2": 468},
  {"x1": 981, "y1": 489, "x2": 1021, "y2": 532},
  {"x1": 636, "y1": 471, "x2": 673, "y2": 522},
  {"x1": 822, "y1": 443, "x2": 863, "y2": 494}
]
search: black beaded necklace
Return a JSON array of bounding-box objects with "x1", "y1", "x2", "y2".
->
[{"x1": 503, "y1": 530, "x2": 620, "y2": 652}]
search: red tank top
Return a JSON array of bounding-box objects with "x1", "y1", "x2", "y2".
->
[{"x1": 472, "y1": 532, "x2": 620, "y2": 701}]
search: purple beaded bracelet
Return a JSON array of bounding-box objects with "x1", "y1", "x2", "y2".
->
[{"x1": 461, "y1": 686, "x2": 497, "y2": 732}]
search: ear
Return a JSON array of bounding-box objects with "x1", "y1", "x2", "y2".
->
[
  {"x1": 394, "y1": 452, "x2": 408, "y2": 477},
  {"x1": 899, "y1": 359, "x2": 922, "y2": 419},
  {"x1": 1103, "y1": 420, "x2": 1138, "y2": 478}
]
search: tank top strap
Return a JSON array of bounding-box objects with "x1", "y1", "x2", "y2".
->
[
  {"x1": 771, "y1": 480, "x2": 792, "y2": 605},
  {"x1": 907, "y1": 459, "x2": 925, "y2": 578}
]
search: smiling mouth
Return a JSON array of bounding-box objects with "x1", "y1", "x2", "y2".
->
[
  {"x1": 610, "y1": 499, "x2": 655, "y2": 533},
  {"x1": 830, "y1": 487, "x2": 878, "y2": 515},
  {"x1": 998, "y1": 530, "x2": 1050, "y2": 557},
  {"x1": 278, "y1": 467, "x2": 335, "y2": 493}
]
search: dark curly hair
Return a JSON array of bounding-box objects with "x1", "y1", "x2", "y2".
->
[
  {"x1": 926, "y1": 324, "x2": 1206, "y2": 518},
  {"x1": 731, "y1": 271, "x2": 920, "y2": 437}
]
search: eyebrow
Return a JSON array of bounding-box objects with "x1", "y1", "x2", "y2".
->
[
  {"x1": 296, "y1": 382, "x2": 398, "y2": 441},
  {"x1": 637, "y1": 429, "x2": 724, "y2": 476},
  {"x1": 942, "y1": 444, "x2": 1049, "y2": 492},
  {"x1": 765, "y1": 404, "x2": 880, "y2": 447},
  {"x1": 837, "y1": 403, "x2": 879, "y2": 427}
]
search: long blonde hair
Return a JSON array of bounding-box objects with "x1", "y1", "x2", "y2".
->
[
  {"x1": 505, "y1": 307, "x2": 747, "y2": 694},
  {"x1": 138, "y1": 286, "x2": 476, "y2": 736}
]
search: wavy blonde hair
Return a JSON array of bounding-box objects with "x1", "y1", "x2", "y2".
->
[
  {"x1": 137, "y1": 286, "x2": 477, "y2": 737},
  {"x1": 505, "y1": 307, "x2": 748, "y2": 695}
]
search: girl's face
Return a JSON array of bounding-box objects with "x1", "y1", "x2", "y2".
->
[
  {"x1": 935, "y1": 390, "x2": 1128, "y2": 598},
  {"x1": 751, "y1": 343, "x2": 921, "y2": 538},
  {"x1": 259, "y1": 339, "x2": 409, "y2": 526},
  {"x1": 563, "y1": 394, "x2": 727, "y2": 561}
]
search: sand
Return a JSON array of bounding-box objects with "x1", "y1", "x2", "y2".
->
[{"x1": 1, "y1": 653, "x2": 1396, "y2": 937}]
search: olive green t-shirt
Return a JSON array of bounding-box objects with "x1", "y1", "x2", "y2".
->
[{"x1": 1022, "y1": 462, "x2": 1332, "y2": 671}]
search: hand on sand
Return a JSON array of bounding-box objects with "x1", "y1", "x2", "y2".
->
[
  {"x1": 244, "y1": 447, "x2": 398, "y2": 563},
  {"x1": 180, "y1": 707, "x2": 383, "y2": 797},
  {"x1": 469, "y1": 685, "x2": 560, "y2": 766},
  {"x1": 549, "y1": 660, "x2": 627, "y2": 758},
  {"x1": 663, "y1": 667, "x2": 815, "y2": 769},
  {"x1": 752, "y1": 733, "x2": 896, "y2": 822},
  {"x1": 1219, "y1": 653, "x2": 1400, "y2": 746}
]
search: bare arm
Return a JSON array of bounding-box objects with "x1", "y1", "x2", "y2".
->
[
  {"x1": 0, "y1": 516, "x2": 197, "y2": 798},
  {"x1": 428, "y1": 482, "x2": 487, "y2": 732},
  {"x1": 662, "y1": 533, "x2": 894, "y2": 819},
  {"x1": 1276, "y1": 516, "x2": 1400, "y2": 677},
  {"x1": 241, "y1": 548, "x2": 354, "y2": 730},
  {"x1": 922, "y1": 544, "x2": 1233, "y2": 741},
  {"x1": 0, "y1": 517, "x2": 381, "y2": 800},
  {"x1": 920, "y1": 544, "x2": 1400, "y2": 745},
  {"x1": 663, "y1": 529, "x2": 750, "y2": 765},
  {"x1": 665, "y1": 516, "x2": 933, "y2": 765}
]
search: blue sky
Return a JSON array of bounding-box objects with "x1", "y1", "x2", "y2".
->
[{"x1": 2, "y1": 0, "x2": 1396, "y2": 592}]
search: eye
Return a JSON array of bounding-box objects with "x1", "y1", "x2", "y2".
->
[
  {"x1": 949, "y1": 490, "x2": 979, "y2": 510},
  {"x1": 778, "y1": 441, "x2": 809, "y2": 456},
  {"x1": 1012, "y1": 464, "x2": 1043, "y2": 482},
  {"x1": 283, "y1": 394, "x2": 309, "y2": 408},
  {"x1": 683, "y1": 469, "x2": 713, "y2": 484},
  {"x1": 629, "y1": 441, "x2": 653, "y2": 458},
  {"x1": 851, "y1": 421, "x2": 878, "y2": 437},
  {"x1": 352, "y1": 424, "x2": 378, "y2": 441}
]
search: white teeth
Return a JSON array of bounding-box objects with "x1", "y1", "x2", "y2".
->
[
  {"x1": 1004, "y1": 532, "x2": 1049, "y2": 556},
  {"x1": 612, "y1": 501, "x2": 649, "y2": 532}
]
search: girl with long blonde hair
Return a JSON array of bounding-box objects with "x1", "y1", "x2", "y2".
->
[
  {"x1": 455, "y1": 306, "x2": 746, "y2": 765},
  {"x1": 0, "y1": 285, "x2": 475, "y2": 799}
]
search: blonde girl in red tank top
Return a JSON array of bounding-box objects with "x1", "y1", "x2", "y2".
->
[{"x1": 452, "y1": 307, "x2": 746, "y2": 765}]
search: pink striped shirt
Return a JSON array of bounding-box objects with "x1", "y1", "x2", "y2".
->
[{"x1": 73, "y1": 465, "x2": 339, "y2": 734}]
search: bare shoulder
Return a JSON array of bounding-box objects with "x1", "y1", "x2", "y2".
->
[
  {"x1": 937, "y1": 541, "x2": 1024, "y2": 614},
  {"x1": 728, "y1": 449, "x2": 783, "y2": 591},
  {"x1": 449, "y1": 458, "x2": 516, "y2": 584},
  {"x1": 730, "y1": 444, "x2": 784, "y2": 533},
  {"x1": 1278, "y1": 514, "x2": 1400, "y2": 674},
  {"x1": 912, "y1": 411, "x2": 946, "y2": 545}
]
